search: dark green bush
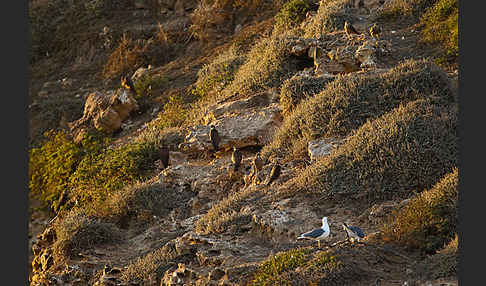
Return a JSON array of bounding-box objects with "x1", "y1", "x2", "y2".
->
[
  {"x1": 28, "y1": 130, "x2": 105, "y2": 212},
  {"x1": 70, "y1": 140, "x2": 159, "y2": 206}
]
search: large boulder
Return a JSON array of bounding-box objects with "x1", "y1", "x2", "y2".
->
[
  {"x1": 179, "y1": 97, "x2": 283, "y2": 153},
  {"x1": 69, "y1": 89, "x2": 139, "y2": 138}
]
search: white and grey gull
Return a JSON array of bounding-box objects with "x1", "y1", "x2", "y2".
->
[
  {"x1": 297, "y1": 216, "x2": 330, "y2": 248},
  {"x1": 342, "y1": 222, "x2": 365, "y2": 243}
]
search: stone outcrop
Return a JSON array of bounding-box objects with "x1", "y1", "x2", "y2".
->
[
  {"x1": 69, "y1": 88, "x2": 139, "y2": 139},
  {"x1": 179, "y1": 92, "x2": 283, "y2": 154}
]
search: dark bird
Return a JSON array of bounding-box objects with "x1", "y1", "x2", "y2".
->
[
  {"x1": 342, "y1": 222, "x2": 366, "y2": 243},
  {"x1": 159, "y1": 144, "x2": 170, "y2": 169},
  {"x1": 344, "y1": 21, "x2": 360, "y2": 37},
  {"x1": 231, "y1": 146, "x2": 242, "y2": 172},
  {"x1": 297, "y1": 217, "x2": 331, "y2": 248},
  {"x1": 265, "y1": 162, "x2": 281, "y2": 186},
  {"x1": 369, "y1": 23, "x2": 381, "y2": 38},
  {"x1": 121, "y1": 75, "x2": 137, "y2": 95},
  {"x1": 209, "y1": 125, "x2": 220, "y2": 152}
]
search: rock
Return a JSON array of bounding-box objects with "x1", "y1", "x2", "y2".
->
[
  {"x1": 307, "y1": 138, "x2": 340, "y2": 161},
  {"x1": 162, "y1": 263, "x2": 200, "y2": 285},
  {"x1": 131, "y1": 65, "x2": 152, "y2": 82},
  {"x1": 69, "y1": 89, "x2": 139, "y2": 135},
  {"x1": 355, "y1": 40, "x2": 378, "y2": 69},
  {"x1": 179, "y1": 104, "x2": 283, "y2": 154},
  {"x1": 204, "y1": 91, "x2": 277, "y2": 122},
  {"x1": 326, "y1": 46, "x2": 361, "y2": 74}
]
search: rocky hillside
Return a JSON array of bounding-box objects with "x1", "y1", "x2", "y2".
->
[{"x1": 28, "y1": 0, "x2": 459, "y2": 285}]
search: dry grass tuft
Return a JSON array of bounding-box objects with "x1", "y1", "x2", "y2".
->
[
  {"x1": 262, "y1": 59, "x2": 455, "y2": 161},
  {"x1": 223, "y1": 33, "x2": 304, "y2": 100},
  {"x1": 284, "y1": 99, "x2": 458, "y2": 206},
  {"x1": 120, "y1": 241, "x2": 180, "y2": 284},
  {"x1": 381, "y1": 168, "x2": 458, "y2": 254},
  {"x1": 302, "y1": 0, "x2": 355, "y2": 38},
  {"x1": 53, "y1": 210, "x2": 121, "y2": 262},
  {"x1": 102, "y1": 33, "x2": 149, "y2": 80},
  {"x1": 195, "y1": 186, "x2": 262, "y2": 235},
  {"x1": 279, "y1": 74, "x2": 334, "y2": 117}
]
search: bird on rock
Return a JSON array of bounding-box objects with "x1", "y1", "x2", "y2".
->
[
  {"x1": 231, "y1": 146, "x2": 242, "y2": 172},
  {"x1": 121, "y1": 75, "x2": 137, "y2": 96},
  {"x1": 297, "y1": 217, "x2": 331, "y2": 248},
  {"x1": 344, "y1": 21, "x2": 360, "y2": 37},
  {"x1": 209, "y1": 125, "x2": 220, "y2": 152},
  {"x1": 265, "y1": 162, "x2": 281, "y2": 186},
  {"x1": 342, "y1": 222, "x2": 366, "y2": 243},
  {"x1": 159, "y1": 144, "x2": 169, "y2": 170},
  {"x1": 369, "y1": 23, "x2": 381, "y2": 38}
]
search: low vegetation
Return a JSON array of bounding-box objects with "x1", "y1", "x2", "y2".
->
[
  {"x1": 29, "y1": 129, "x2": 161, "y2": 214},
  {"x1": 303, "y1": 0, "x2": 355, "y2": 38},
  {"x1": 28, "y1": 130, "x2": 105, "y2": 212},
  {"x1": 279, "y1": 74, "x2": 334, "y2": 117},
  {"x1": 285, "y1": 99, "x2": 458, "y2": 205},
  {"x1": 262, "y1": 59, "x2": 455, "y2": 161},
  {"x1": 222, "y1": 33, "x2": 303, "y2": 100},
  {"x1": 190, "y1": 47, "x2": 246, "y2": 104},
  {"x1": 378, "y1": 0, "x2": 439, "y2": 20},
  {"x1": 250, "y1": 248, "x2": 348, "y2": 286},
  {"x1": 120, "y1": 241, "x2": 180, "y2": 284},
  {"x1": 381, "y1": 168, "x2": 458, "y2": 254},
  {"x1": 274, "y1": 0, "x2": 315, "y2": 34},
  {"x1": 53, "y1": 210, "x2": 121, "y2": 262},
  {"x1": 419, "y1": 0, "x2": 458, "y2": 63},
  {"x1": 195, "y1": 186, "x2": 262, "y2": 235}
]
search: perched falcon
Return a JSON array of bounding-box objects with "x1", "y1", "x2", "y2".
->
[
  {"x1": 265, "y1": 162, "x2": 281, "y2": 186},
  {"x1": 231, "y1": 146, "x2": 242, "y2": 172},
  {"x1": 344, "y1": 21, "x2": 359, "y2": 36},
  {"x1": 209, "y1": 125, "x2": 220, "y2": 152}
]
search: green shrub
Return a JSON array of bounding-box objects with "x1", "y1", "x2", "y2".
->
[
  {"x1": 274, "y1": 0, "x2": 313, "y2": 33},
  {"x1": 134, "y1": 73, "x2": 169, "y2": 99},
  {"x1": 285, "y1": 99, "x2": 458, "y2": 204},
  {"x1": 154, "y1": 95, "x2": 189, "y2": 129},
  {"x1": 420, "y1": 0, "x2": 458, "y2": 61},
  {"x1": 279, "y1": 74, "x2": 334, "y2": 117},
  {"x1": 303, "y1": 0, "x2": 355, "y2": 38},
  {"x1": 250, "y1": 248, "x2": 312, "y2": 286},
  {"x1": 53, "y1": 210, "x2": 121, "y2": 261},
  {"x1": 249, "y1": 248, "x2": 346, "y2": 286},
  {"x1": 381, "y1": 168, "x2": 458, "y2": 254},
  {"x1": 262, "y1": 59, "x2": 455, "y2": 160},
  {"x1": 70, "y1": 140, "x2": 159, "y2": 207},
  {"x1": 28, "y1": 130, "x2": 105, "y2": 212}
]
